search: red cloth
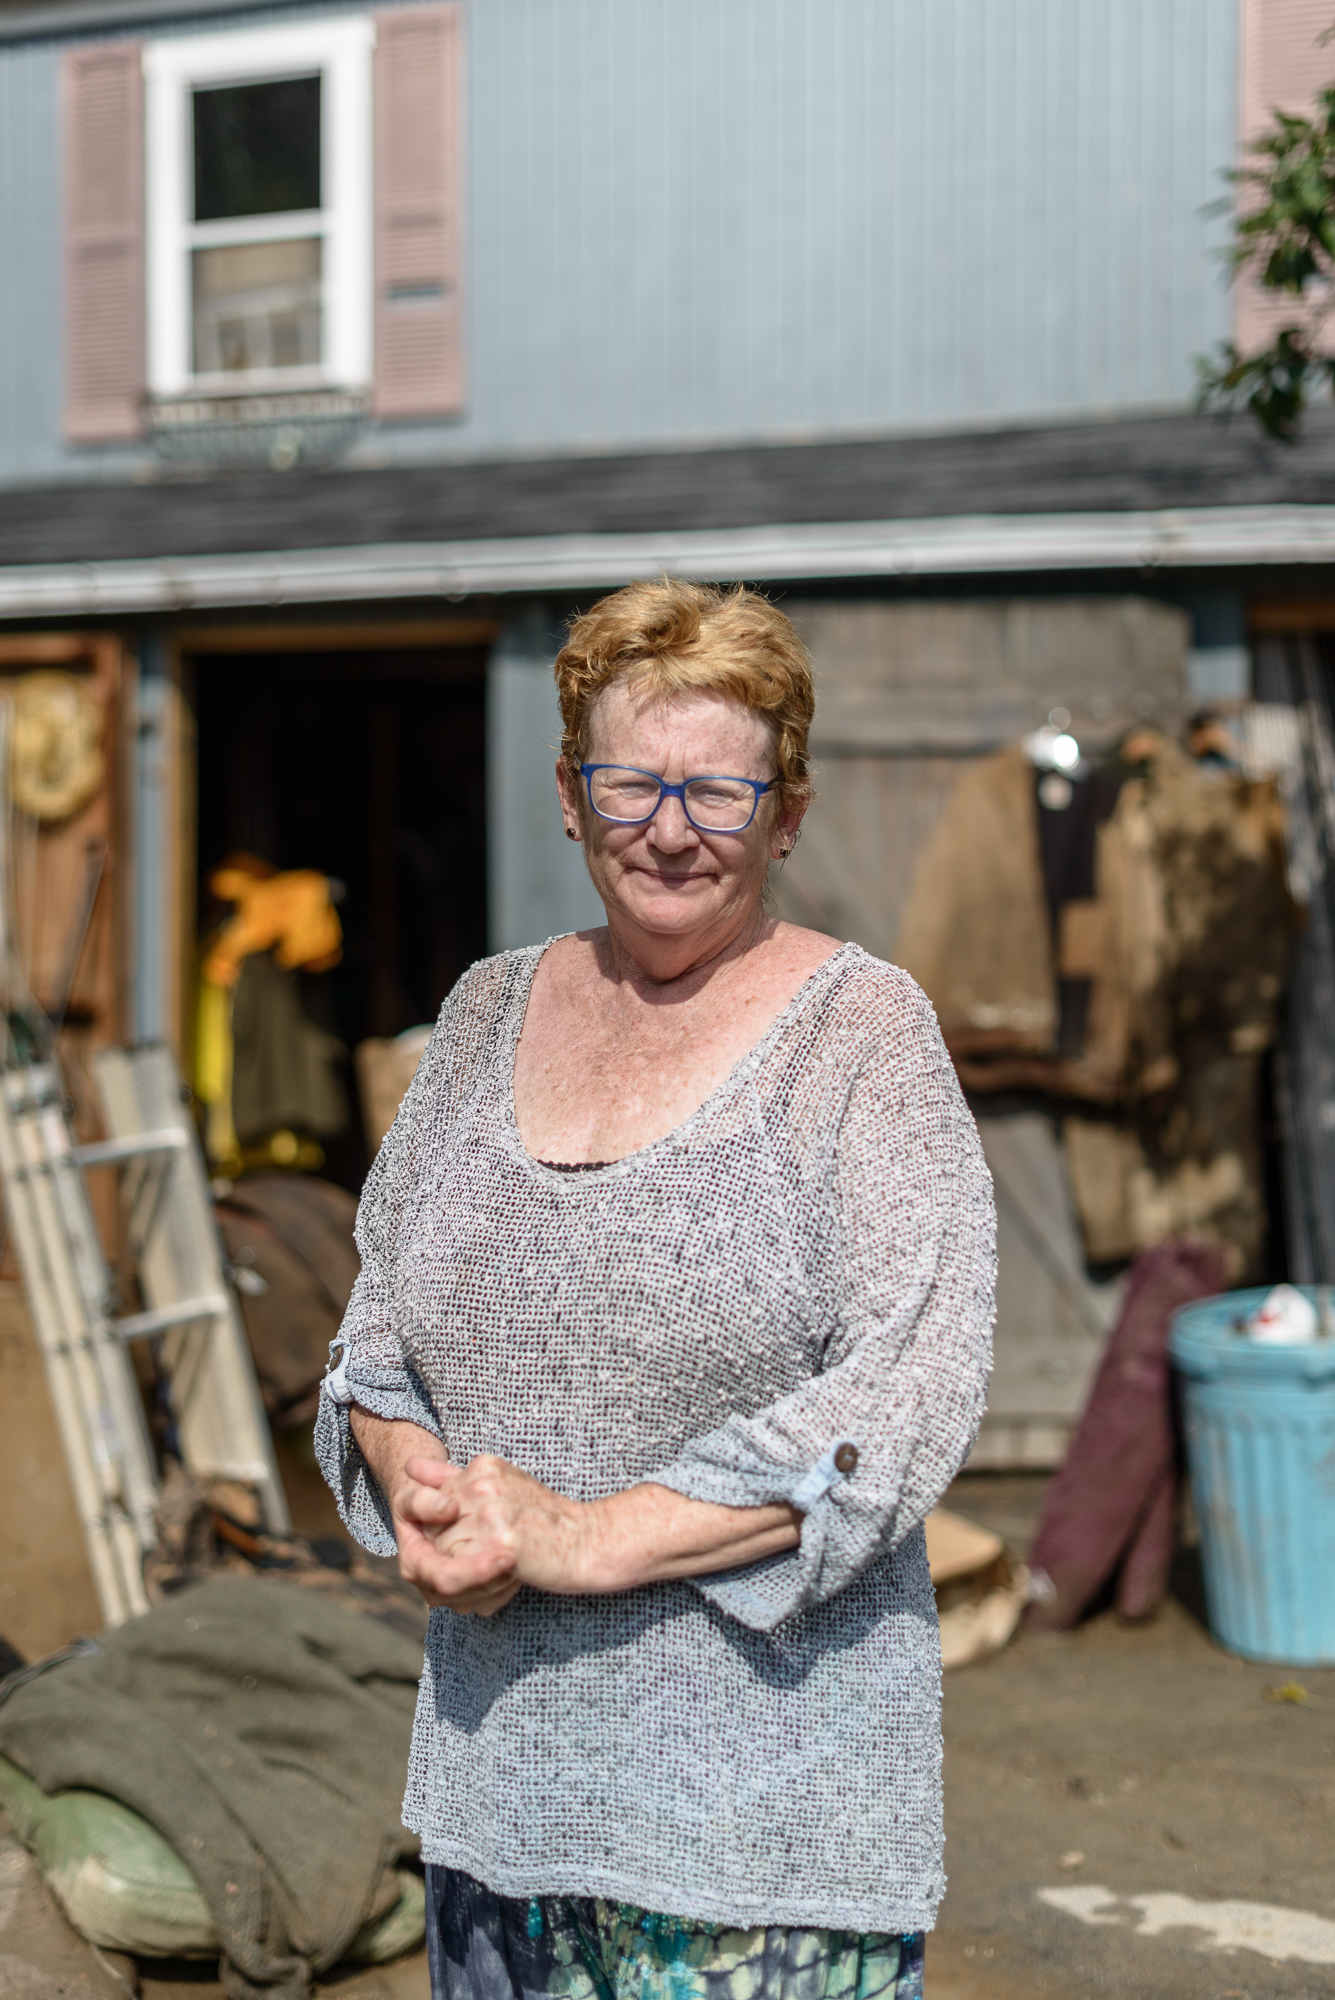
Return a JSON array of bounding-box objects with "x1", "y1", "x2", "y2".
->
[{"x1": 1026, "y1": 1239, "x2": 1226, "y2": 1629}]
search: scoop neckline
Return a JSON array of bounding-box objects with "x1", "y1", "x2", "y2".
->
[{"x1": 503, "y1": 935, "x2": 857, "y2": 1185}]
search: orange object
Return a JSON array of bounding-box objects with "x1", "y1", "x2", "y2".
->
[{"x1": 203, "y1": 866, "x2": 342, "y2": 988}]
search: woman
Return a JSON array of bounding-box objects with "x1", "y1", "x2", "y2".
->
[{"x1": 317, "y1": 580, "x2": 995, "y2": 2000}]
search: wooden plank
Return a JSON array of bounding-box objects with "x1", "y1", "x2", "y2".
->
[
  {"x1": 0, "y1": 636, "x2": 104, "y2": 664},
  {"x1": 177, "y1": 617, "x2": 499, "y2": 652},
  {"x1": 1250, "y1": 597, "x2": 1335, "y2": 633},
  {"x1": 971, "y1": 1113, "x2": 1122, "y2": 1470},
  {"x1": 772, "y1": 753, "x2": 963, "y2": 963},
  {"x1": 0, "y1": 636, "x2": 125, "y2": 1050},
  {"x1": 170, "y1": 636, "x2": 196, "y2": 1079},
  {"x1": 791, "y1": 598, "x2": 1190, "y2": 757},
  {"x1": 0, "y1": 634, "x2": 130, "y2": 1261},
  {"x1": 0, "y1": 1282, "x2": 101, "y2": 1658}
]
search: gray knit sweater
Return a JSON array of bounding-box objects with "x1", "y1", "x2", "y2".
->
[{"x1": 316, "y1": 940, "x2": 995, "y2": 1935}]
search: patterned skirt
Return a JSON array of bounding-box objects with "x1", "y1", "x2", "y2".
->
[{"x1": 424, "y1": 1867, "x2": 925, "y2": 2000}]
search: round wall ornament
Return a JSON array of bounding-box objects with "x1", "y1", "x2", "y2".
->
[{"x1": 9, "y1": 671, "x2": 104, "y2": 822}]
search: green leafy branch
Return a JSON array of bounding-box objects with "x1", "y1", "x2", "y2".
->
[{"x1": 1197, "y1": 81, "x2": 1335, "y2": 440}]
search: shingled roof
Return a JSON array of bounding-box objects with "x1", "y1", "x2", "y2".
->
[{"x1": 3, "y1": 410, "x2": 1335, "y2": 571}]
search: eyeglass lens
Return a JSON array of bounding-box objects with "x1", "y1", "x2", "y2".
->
[{"x1": 587, "y1": 767, "x2": 760, "y2": 830}]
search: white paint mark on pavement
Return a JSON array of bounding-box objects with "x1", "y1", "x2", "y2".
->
[{"x1": 1039, "y1": 1885, "x2": 1335, "y2": 1965}]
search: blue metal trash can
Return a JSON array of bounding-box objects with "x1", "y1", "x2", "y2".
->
[{"x1": 1171, "y1": 1288, "x2": 1335, "y2": 1666}]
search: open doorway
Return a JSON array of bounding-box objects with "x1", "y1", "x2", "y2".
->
[{"x1": 193, "y1": 641, "x2": 489, "y2": 1188}]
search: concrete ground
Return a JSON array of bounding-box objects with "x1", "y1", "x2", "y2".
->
[
  {"x1": 930, "y1": 1475, "x2": 1335, "y2": 2000},
  {"x1": 3, "y1": 1360, "x2": 1333, "y2": 2000}
]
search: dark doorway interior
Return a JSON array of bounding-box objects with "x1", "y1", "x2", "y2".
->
[{"x1": 194, "y1": 644, "x2": 489, "y2": 1185}]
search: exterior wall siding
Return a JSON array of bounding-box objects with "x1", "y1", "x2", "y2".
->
[
  {"x1": 0, "y1": 42, "x2": 68, "y2": 482},
  {"x1": 0, "y1": 0, "x2": 1240, "y2": 486}
]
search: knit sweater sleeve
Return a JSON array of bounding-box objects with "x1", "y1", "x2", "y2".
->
[
  {"x1": 313, "y1": 959, "x2": 513, "y2": 1554},
  {"x1": 648, "y1": 970, "x2": 996, "y2": 1633}
]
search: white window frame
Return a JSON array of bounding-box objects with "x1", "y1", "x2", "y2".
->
[{"x1": 144, "y1": 15, "x2": 374, "y2": 398}]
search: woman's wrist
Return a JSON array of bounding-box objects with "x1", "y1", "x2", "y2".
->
[
  {"x1": 567, "y1": 1496, "x2": 637, "y2": 1594},
  {"x1": 349, "y1": 1406, "x2": 449, "y2": 1511}
]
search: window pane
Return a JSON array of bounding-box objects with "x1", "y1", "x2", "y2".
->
[
  {"x1": 193, "y1": 76, "x2": 321, "y2": 222},
  {"x1": 192, "y1": 237, "x2": 322, "y2": 374}
]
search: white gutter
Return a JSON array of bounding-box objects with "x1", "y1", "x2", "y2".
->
[{"x1": 4, "y1": 504, "x2": 1335, "y2": 615}]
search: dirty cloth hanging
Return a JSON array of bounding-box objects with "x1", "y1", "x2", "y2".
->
[
  {"x1": 0, "y1": 1577, "x2": 422, "y2": 2000},
  {"x1": 895, "y1": 748, "x2": 1056, "y2": 1055},
  {"x1": 1061, "y1": 736, "x2": 1292, "y2": 1275},
  {"x1": 1033, "y1": 762, "x2": 1124, "y2": 1060},
  {"x1": 230, "y1": 951, "x2": 349, "y2": 1144},
  {"x1": 896, "y1": 738, "x2": 1292, "y2": 1276}
]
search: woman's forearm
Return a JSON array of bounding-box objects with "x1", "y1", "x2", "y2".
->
[
  {"x1": 581, "y1": 1483, "x2": 801, "y2": 1591},
  {"x1": 346, "y1": 1409, "x2": 800, "y2": 1610}
]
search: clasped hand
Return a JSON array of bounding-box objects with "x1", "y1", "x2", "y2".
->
[{"x1": 392, "y1": 1454, "x2": 593, "y2": 1616}]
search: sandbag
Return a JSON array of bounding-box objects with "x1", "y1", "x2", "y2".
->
[
  {"x1": 0, "y1": 1578, "x2": 424, "y2": 2000},
  {"x1": 0, "y1": 1755, "x2": 426, "y2": 1964},
  {"x1": 0, "y1": 1752, "x2": 217, "y2": 1956}
]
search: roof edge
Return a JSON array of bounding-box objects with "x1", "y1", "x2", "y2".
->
[{"x1": 2, "y1": 505, "x2": 1334, "y2": 619}]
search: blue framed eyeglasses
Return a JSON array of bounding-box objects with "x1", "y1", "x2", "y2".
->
[{"x1": 579, "y1": 764, "x2": 773, "y2": 833}]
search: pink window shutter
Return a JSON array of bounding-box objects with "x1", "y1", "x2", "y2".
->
[
  {"x1": 62, "y1": 41, "x2": 145, "y2": 442},
  {"x1": 373, "y1": 4, "x2": 465, "y2": 418},
  {"x1": 1235, "y1": 0, "x2": 1335, "y2": 356}
]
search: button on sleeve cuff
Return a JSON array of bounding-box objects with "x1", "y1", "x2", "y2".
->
[
  {"x1": 790, "y1": 1439, "x2": 861, "y2": 1512},
  {"x1": 649, "y1": 1424, "x2": 879, "y2": 1633}
]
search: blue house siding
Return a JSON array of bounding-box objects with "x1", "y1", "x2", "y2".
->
[
  {"x1": 462, "y1": 0, "x2": 1240, "y2": 452},
  {"x1": 0, "y1": 41, "x2": 65, "y2": 484},
  {"x1": 0, "y1": 0, "x2": 1239, "y2": 488}
]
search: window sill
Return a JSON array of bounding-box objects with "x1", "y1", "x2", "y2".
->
[{"x1": 145, "y1": 387, "x2": 369, "y2": 469}]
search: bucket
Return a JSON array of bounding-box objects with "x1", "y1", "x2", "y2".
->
[{"x1": 1170, "y1": 1288, "x2": 1335, "y2": 1666}]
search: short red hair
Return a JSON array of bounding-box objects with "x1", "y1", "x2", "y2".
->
[{"x1": 554, "y1": 579, "x2": 814, "y2": 811}]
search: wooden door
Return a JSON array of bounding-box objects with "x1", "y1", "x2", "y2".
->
[{"x1": 0, "y1": 634, "x2": 129, "y2": 1131}]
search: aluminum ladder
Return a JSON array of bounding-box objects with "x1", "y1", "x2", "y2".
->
[{"x1": 0, "y1": 1044, "x2": 289, "y2": 1629}]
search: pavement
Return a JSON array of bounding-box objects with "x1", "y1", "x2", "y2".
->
[
  {"x1": 2, "y1": 1471, "x2": 1333, "y2": 2000},
  {"x1": 930, "y1": 1475, "x2": 1335, "y2": 2000}
]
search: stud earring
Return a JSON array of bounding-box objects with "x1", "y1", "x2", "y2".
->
[{"x1": 565, "y1": 827, "x2": 579, "y2": 842}]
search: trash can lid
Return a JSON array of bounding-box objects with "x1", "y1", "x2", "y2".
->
[{"x1": 1170, "y1": 1288, "x2": 1335, "y2": 1382}]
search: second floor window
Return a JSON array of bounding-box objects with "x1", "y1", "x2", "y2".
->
[
  {"x1": 145, "y1": 18, "x2": 373, "y2": 399},
  {"x1": 191, "y1": 74, "x2": 323, "y2": 375}
]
